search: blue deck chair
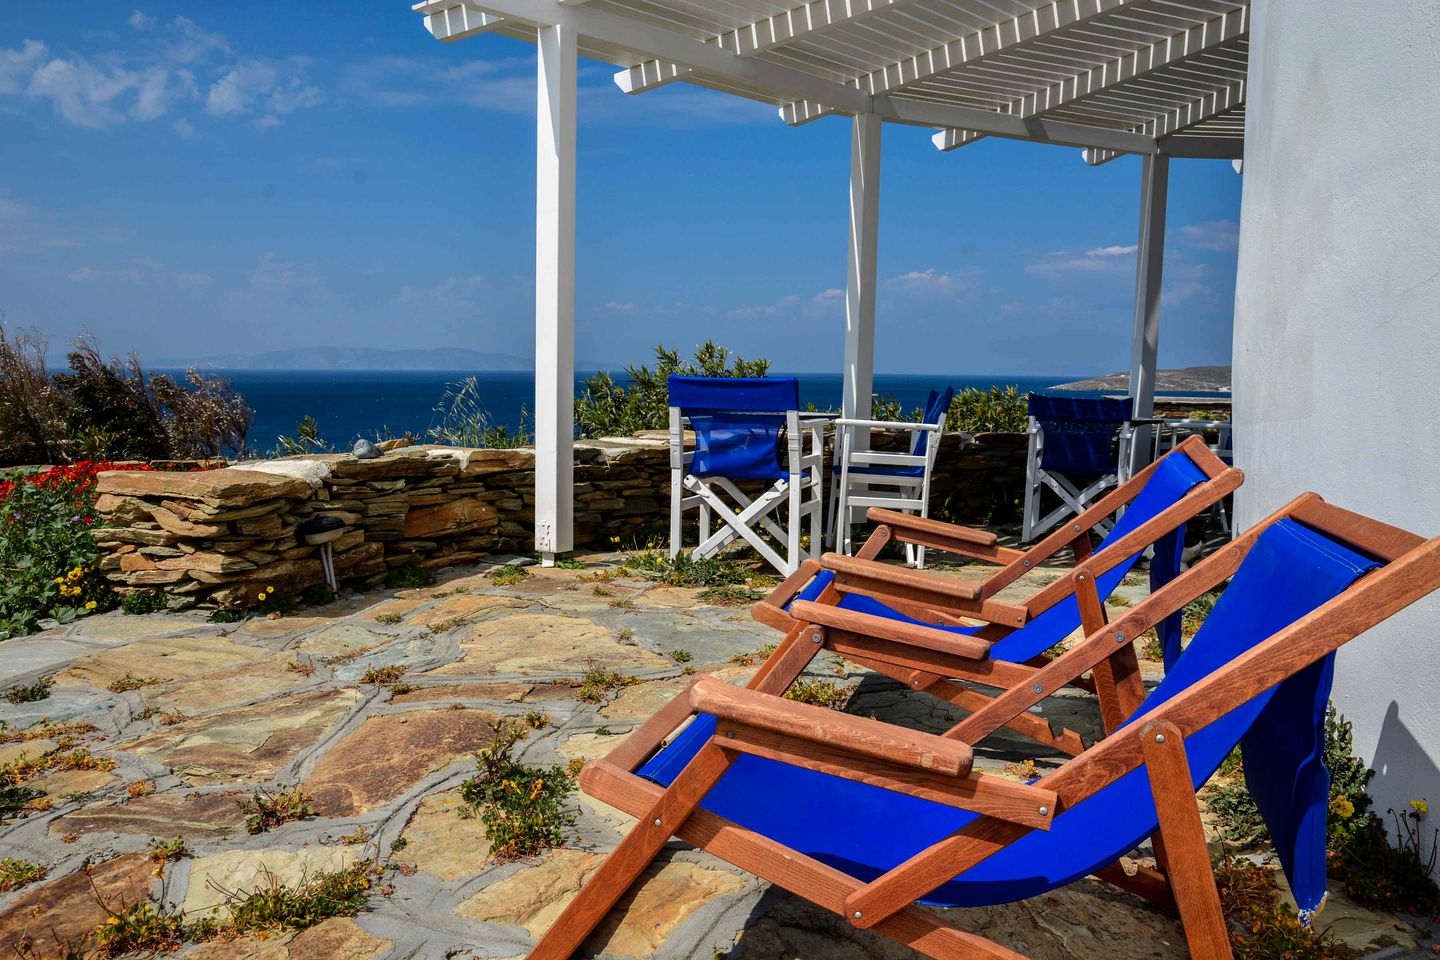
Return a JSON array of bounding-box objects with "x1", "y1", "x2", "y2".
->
[
  {"x1": 529, "y1": 495, "x2": 1440, "y2": 960},
  {"x1": 753, "y1": 436, "x2": 1240, "y2": 755},
  {"x1": 667, "y1": 376, "x2": 825, "y2": 576},
  {"x1": 1023, "y1": 393, "x2": 1137, "y2": 542},
  {"x1": 828, "y1": 387, "x2": 953, "y2": 568}
]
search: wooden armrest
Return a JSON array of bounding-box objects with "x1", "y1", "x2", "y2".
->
[
  {"x1": 865, "y1": 508, "x2": 997, "y2": 548},
  {"x1": 690, "y1": 676, "x2": 973, "y2": 776},
  {"x1": 752, "y1": 558, "x2": 824, "y2": 630},
  {"x1": 791, "y1": 600, "x2": 991, "y2": 661},
  {"x1": 822, "y1": 553, "x2": 982, "y2": 601}
]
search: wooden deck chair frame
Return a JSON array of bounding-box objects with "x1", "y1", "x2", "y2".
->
[
  {"x1": 752, "y1": 435, "x2": 1241, "y2": 757},
  {"x1": 527, "y1": 494, "x2": 1440, "y2": 960},
  {"x1": 827, "y1": 411, "x2": 946, "y2": 568},
  {"x1": 668, "y1": 404, "x2": 826, "y2": 576},
  {"x1": 1023, "y1": 409, "x2": 1138, "y2": 543}
]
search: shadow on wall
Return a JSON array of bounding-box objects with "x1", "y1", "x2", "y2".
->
[{"x1": 1370, "y1": 699, "x2": 1440, "y2": 857}]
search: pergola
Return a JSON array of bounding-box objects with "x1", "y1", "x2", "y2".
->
[{"x1": 411, "y1": 0, "x2": 1248, "y2": 564}]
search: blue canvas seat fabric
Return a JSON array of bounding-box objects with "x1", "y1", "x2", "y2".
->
[
  {"x1": 670, "y1": 376, "x2": 799, "y2": 481},
  {"x1": 848, "y1": 387, "x2": 955, "y2": 479},
  {"x1": 1029, "y1": 394, "x2": 1134, "y2": 477},
  {"x1": 639, "y1": 519, "x2": 1377, "y2": 915},
  {"x1": 793, "y1": 449, "x2": 1206, "y2": 666}
]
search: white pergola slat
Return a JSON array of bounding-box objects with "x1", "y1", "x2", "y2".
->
[{"x1": 410, "y1": 0, "x2": 1249, "y2": 561}]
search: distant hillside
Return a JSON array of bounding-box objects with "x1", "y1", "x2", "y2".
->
[
  {"x1": 1052, "y1": 365, "x2": 1231, "y2": 393},
  {"x1": 151, "y1": 346, "x2": 609, "y2": 372}
]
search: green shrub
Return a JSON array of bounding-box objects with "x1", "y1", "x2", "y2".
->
[
  {"x1": 0, "y1": 857, "x2": 45, "y2": 892},
  {"x1": 489, "y1": 564, "x2": 532, "y2": 586},
  {"x1": 275, "y1": 415, "x2": 330, "y2": 456},
  {"x1": 120, "y1": 589, "x2": 168, "y2": 615},
  {"x1": 945, "y1": 385, "x2": 1029, "y2": 433},
  {"x1": 1333, "y1": 802, "x2": 1440, "y2": 915},
  {"x1": 196, "y1": 861, "x2": 379, "y2": 937},
  {"x1": 95, "y1": 901, "x2": 185, "y2": 957},
  {"x1": 385, "y1": 562, "x2": 434, "y2": 589},
  {"x1": 576, "y1": 667, "x2": 639, "y2": 704},
  {"x1": 575, "y1": 341, "x2": 769, "y2": 439},
  {"x1": 1214, "y1": 853, "x2": 1339, "y2": 960},
  {"x1": 428, "y1": 377, "x2": 531, "y2": 449},
  {"x1": 621, "y1": 550, "x2": 754, "y2": 587},
  {"x1": 460, "y1": 718, "x2": 576, "y2": 860},
  {"x1": 696, "y1": 584, "x2": 765, "y2": 607},
  {"x1": 785, "y1": 679, "x2": 852, "y2": 709}
]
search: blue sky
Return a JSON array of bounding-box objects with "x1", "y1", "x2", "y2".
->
[{"x1": 1, "y1": 1, "x2": 1243, "y2": 376}]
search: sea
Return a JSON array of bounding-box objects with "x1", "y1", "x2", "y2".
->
[{"x1": 161, "y1": 369, "x2": 1158, "y2": 454}]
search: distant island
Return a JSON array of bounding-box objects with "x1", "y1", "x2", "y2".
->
[
  {"x1": 150, "y1": 346, "x2": 617, "y2": 372},
  {"x1": 1052, "y1": 365, "x2": 1231, "y2": 393}
]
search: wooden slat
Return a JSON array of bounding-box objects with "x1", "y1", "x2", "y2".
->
[
  {"x1": 824, "y1": 553, "x2": 984, "y2": 601},
  {"x1": 691, "y1": 676, "x2": 974, "y2": 776},
  {"x1": 713, "y1": 724, "x2": 1056, "y2": 829},
  {"x1": 1290, "y1": 497, "x2": 1425, "y2": 563},
  {"x1": 865, "y1": 508, "x2": 999, "y2": 546},
  {"x1": 746, "y1": 621, "x2": 825, "y2": 695},
  {"x1": 826, "y1": 632, "x2": 1038, "y2": 689},
  {"x1": 792, "y1": 600, "x2": 993, "y2": 660},
  {"x1": 602, "y1": 675, "x2": 705, "y2": 772}
]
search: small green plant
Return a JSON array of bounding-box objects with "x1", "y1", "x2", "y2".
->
[
  {"x1": 621, "y1": 550, "x2": 753, "y2": 588},
  {"x1": 94, "y1": 901, "x2": 185, "y2": 957},
  {"x1": 1138, "y1": 629, "x2": 1164, "y2": 662},
  {"x1": 607, "y1": 597, "x2": 636, "y2": 610},
  {"x1": 730, "y1": 643, "x2": 777, "y2": 667},
  {"x1": 1107, "y1": 594, "x2": 1133, "y2": 608},
  {"x1": 490, "y1": 564, "x2": 532, "y2": 586},
  {"x1": 153, "y1": 710, "x2": 187, "y2": 726},
  {"x1": 428, "y1": 377, "x2": 532, "y2": 449},
  {"x1": 192, "y1": 861, "x2": 380, "y2": 939},
  {"x1": 1214, "y1": 853, "x2": 1338, "y2": 960},
  {"x1": 1183, "y1": 590, "x2": 1222, "y2": 638},
  {"x1": 524, "y1": 710, "x2": 550, "y2": 729},
  {"x1": 120, "y1": 589, "x2": 168, "y2": 615},
  {"x1": 554, "y1": 558, "x2": 585, "y2": 570},
  {"x1": 785, "y1": 679, "x2": 851, "y2": 709},
  {"x1": 107, "y1": 672, "x2": 160, "y2": 693},
  {"x1": 0, "y1": 857, "x2": 45, "y2": 892},
  {"x1": 300, "y1": 583, "x2": 336, "y2": 606},
  {"x1": 147, "y1": 836, "x2": 189, "y2": 864},
  {"x1": 275, "y1": 415, "x2": 329, "y2": 456},
  {"x1": 360, "y1": 665, "x2": 407, "y2": 687},
  {"x1": 697, "y1": 584, "x2": 765, "y2": 607},
  {"x1": 616, "y1": 627, "x2": 634, "y2": 642},
  {"x1": 668, "y1": 649, "x2": 693, "y2": 664},
  {"x1": 1333, "y1": 800, "x2": 1440, "y2": 915},
  {"x1": 373, "y1": 612, "x2": 403, "y2": 625},
  {"x1": 208, "y1": 608, "x2": 245, "y2": 623},
  {"x1": 576, "y1": 667, "x2": 639, "y2": 704},
  {"x1": 385, "y1": 562, "x2": 434, "y2": 590},
  {"x1": 237, "y1": 785, "x2": 315, "y2": 835},
  {"x1": 459, "y1": 718, "x2": 576, "y2": 860},
  {"x1": 4, "y1": 675, "x2": 53, "y2": 704}
]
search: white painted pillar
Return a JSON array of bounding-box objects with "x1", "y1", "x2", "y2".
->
[
  {"x1": 534, "y1": 23, "x2": 576, "y2": 565},
  {"x1": 843, "y1": 112, "x2": 882, "y2": 422},
  {"x1": 1126, "y1": 153, "x2": 1169, "y2": 475}
]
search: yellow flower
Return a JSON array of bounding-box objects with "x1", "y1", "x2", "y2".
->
[
  {"x1": 257, "y1": 592, "x2": 267, "y2": 601},
  {"x1": 1411, "y1": 799, "x2": 1429, "y2": 815},
  {"x1": 1330, "y1": 795, "x2": 1355, "y2": 819},
  {"x1": 54, "y1": 577, "x2": 65, "y2": 585},
  {"x1": 85, "y1": 600, "x2": 97, "y2": 610},
  {"x1": 266, "y1": 585, "x2": 275, "y2": 594}
]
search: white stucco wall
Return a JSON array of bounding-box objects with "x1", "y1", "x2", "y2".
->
[{"x1": 1234, "y1": 2, "x2": 1440, "y2": 820}]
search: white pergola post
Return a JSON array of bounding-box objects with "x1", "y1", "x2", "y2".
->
[
  {"x1": 843, "y1": 112, "x2": 882, "y2": 422},
  {"x1": 1127, "y1": 153, "x2": 1169, "y2": 476},
  {"x1": 534, "y1": 23, "x2": 577, "y2": 565}
]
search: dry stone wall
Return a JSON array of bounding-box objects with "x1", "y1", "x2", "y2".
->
[{"x1": 92, "y1": 432, "x2": 1027, "y2": 609}]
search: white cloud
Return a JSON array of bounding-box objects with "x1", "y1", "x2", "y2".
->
[
  {"x1": 395, "y1": 273, "x2": 491, "y2": 311},
  {"x1": 249, "y1": 251, "x2": 322, "y2": 293},
  {"x1": 66, "y1": 257, "x2": 213, "y2": 290},
  {"x1": 1026, "y1": 247, "x2": 1134, "y2": 278},
  {"x1": 813, "y1": 288, "x2": 845, "y2": 302},
  {"x1": 1086, "y1": 244, "x2": 1137, "y2": 257},
  {"x1": 1179, "y1": 219, "x2": 1239, "y2": 252},
  {"x1": 0, "y1": 12, "x2": 317, "y2": 133},
  {"x1": 885, "y1": 267, "x2": 983, "y2": 299}
]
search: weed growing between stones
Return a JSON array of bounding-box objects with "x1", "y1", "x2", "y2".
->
[
  {"x1": 554, "y1": 558, "x2": 585, "y2": 569},
  {"x1": 1213, "y1": 853, "x2": 1339, "y2": 960},
  {"x1": 385, "y1": 562, "x2": 434, "y2": 590},
  {"x1": 373, "y1": 612, "x2": 404, "y2": 625},
  {"x1": 729, "y1": 644, "x2": 777, "y2": 667},
  {"x1": 153, "y1": 710, "x2": 186, "y2": 726},
  {"x1": 208, "y1": 608, "x2": 245, "y2": 623},
  {"x1": 607, "y1": 597, "x2": 636, "y2": 610},
  {"x1": 237, "y1": 784, "x2": 316, "y2": 834},
  {"x1": 0, "y1": 857, "x2": 45, "y2": 892},
  {"x1": 3, "y1": 675, "x2": 52, "y2": 704},
  {"x1": 1333, "y1": 801, "x2": 1440, "y2": 915},
  {"x1": 460, "y1": 718, "x2": 576, "y2": 860},
  {"x1": 106, "y1": 672, "x2": 160, "y2": 693},
  {"x1": 668, "y1": 648, "x2": 693, "y2": 664},
  {"x1": 300, "y1": 583, "x2": 336, "y2": 606},
  {"x1": 524, "y1": 711, "x2": 550, "y2": 729},
  {"x1": 287, "y1": 660, "x2": 316, "y2": 677},
  {"x1": 126, "y1": 779, "x2": 155, "y2": 798},
  {"x1": 0, "y1": 719, "x2": 97, "y2": 744},
  {"x1": 784, "y1": 679, "x2": 852, "y2": 709},
  {"x1": 119, "y1": 589, "x2": 167, "y2": 616},
  {"x1": 696, "y1": 584, "x2": 765, "y2": 607},
  {"x1": 360, "y1": 665, "x2": 407, "y2": 687},
  {"x1": 575, "y1": 667, "x2": 639, "y2": 704},
  {"x1": 1139, "y1": 629, "x2": 1164, "y2": 662},
  {"x1": 95, "y1": 901, "x2": 185, "y2": 957},
  {"x1": 489, "y1": 564, "x2": 532, "y2": 586},
  {"x1": 620, "y1": 550, "x2": 760, "y2": 588},
  {"x1": 1182, "y1": 590, "x2": 1222, "y2": 638},
  {"x1": 146, "y1": 836, "x2": 189, "y2": 865}
]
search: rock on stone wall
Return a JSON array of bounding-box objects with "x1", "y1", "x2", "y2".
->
[{"x1": 92, "y1": 432, "x2": 1026, "y2": 609}]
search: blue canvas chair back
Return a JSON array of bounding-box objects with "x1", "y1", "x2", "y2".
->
[
  {"x1": 910, "y1": 387, "x2": 953, "y2": 459},
  {"x1": 1029, "y1": 393, "x2": 1134, "y2": 476},
  {"x1": 670, "y1": 376, "x2": 799, "y2": 482},
  {"x1": 793, "y1": 446, "x2": 1209, "y2": 665},
  {"x1": 640, "y1": 517, "x2": 1379, "y2": 916}
]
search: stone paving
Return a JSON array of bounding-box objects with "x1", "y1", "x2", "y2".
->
[{"x1": 0, "y1": 554, "x2": 1426, "y2": 959}]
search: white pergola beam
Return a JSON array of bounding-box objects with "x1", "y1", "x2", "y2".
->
[
  {"x1": 843, "y1": 113, "x2": 882, "y2": 423},
  {"x1": 620, "y1": 0, "x2": 920, "y2": 95},
  {"x1": 534, "y1": 22, "x2": 577, "y2": 564},
  {"x1": 1081, "y1": 77, "x2": 1246, "y2": 165},
  {"x1": 416, "y1": 1, "x2": 506, "y2": 41},
  {"x1": 887, "y1": 98, "x2": 1156, "y2": 153},
  {"x1": 1126, "y1": 153, "x2": 1168, "y2": 474},
  {"x1": 931, "y1": 128, "x2": 985, "y2": 152},
  {"x1": 1007, "y1": 6, "x2": 1248, "y2": 119}
]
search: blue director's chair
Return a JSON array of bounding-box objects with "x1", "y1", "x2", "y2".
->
[{"x1": 1022, "y1": 393, "x2": 1136, "y2": 542}]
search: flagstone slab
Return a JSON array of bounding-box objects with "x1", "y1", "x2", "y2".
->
[
  {"x1": 302, "y1": 708, "x2": 501, "y2": 817},
  {"x1": 52, "y1": 789, "x2": 244, "y2": 839},
  {"x1": 145, "y1": 654, "x2": 308, "y2": 715},
  {"x1": 65, "y1": 614, "x2": 207, "y2": 643},
  {"x1": 56, "y1": 634, "x2": 268, "y2": 691},
  {"x1": 395, "y1": 786, "x2": 491, "y2": 880},
  {"x1": 290, "y1": 623, "x2": 392, "y2": 661},
  {"x1": 458, "y1": 848, "x2": 746, "y2": 957},
  {"x1": 182, "y1": 847, "x2": 361, "y2": 918},
  {"x1": 405, "y1": 593, "x2": 531, "y2": 628},
  {"x1": 429, "y1": 613, "x2": 668, "y2": 676},
  {"x1": 388, "y1": 682, "x2": 535, "y2": 704},
  {"x1": 236, "y1": 616, "x2": 333, "y2": 637},
  {"x1": 34, "y1": 765, "x2": 118, "y2": 796},
  {"x1": 359, "y1": 597, "x2": 425, "y2": 622},
  {"x1": 182, "y1": 917, "x2": 389, "y2": 960},
  {"x1": 0, "y1": 853, "x2": 153, "y2": 959},
  {"x1": 130, "y1": 688, "x2": 359, "y2": 785}
]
